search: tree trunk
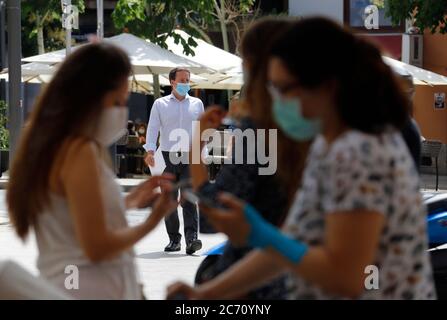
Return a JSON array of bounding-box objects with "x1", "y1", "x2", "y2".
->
[
  {"x1": 220, "y1": 18, "x2": 230, "y2": 52},
  {"x1": 188, "y1": 18, "x2": 214, "y2": 44},
  {"x1": 36, "y1": 14, "x2": 45, "y2": 54},
  {"x1": 214, "y1": 0, "x2": 230, "y2": 52},
  {"x1": 214, "y1": 0, "x2": 233, "y2": 102}
]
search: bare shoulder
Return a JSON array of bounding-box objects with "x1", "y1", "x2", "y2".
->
[
  {"x1": 59, "y1": 137, "x2": 100, "y2": 174},
  {"x1": 66, "y1": 137, "x2": 98, "y2": 156},
  {"x1": 50, "y1": 137, "x2": 100, "y2": 194}
]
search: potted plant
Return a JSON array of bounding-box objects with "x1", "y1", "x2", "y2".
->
[{"x1": 0, "y1": 100, "x2": 9, "y2": 176}]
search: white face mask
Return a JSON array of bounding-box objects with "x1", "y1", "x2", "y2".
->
[{"x1": 95, "y1": 107, "x2": 129, "y2": 146}]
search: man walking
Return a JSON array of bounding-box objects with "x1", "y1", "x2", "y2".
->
[{"x1": 144, "y1": 67, "x2": 204, "y2": 255}]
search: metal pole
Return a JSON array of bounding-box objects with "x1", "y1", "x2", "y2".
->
[
  {"x1": 0, "y1": 1, "x2": 7, "y2": 104},
  {"x1": 97, "y1": 0, "x2": 104, "y2": 39},
  {"x1": 97, "y1": 0, "x2": 112, "y2": 171},
  {"x1": 65, "y1": 0, "x2": 72, "y2": 55},
  {"x1": 6, "y1": 0, "x2": 22, "y2": 163},
  {"x1": 153, "y1": 74, "x2": 161, "y2": 99},
  {"x1": 0, "y1": 1, "x2": 6, "y2": 70},
  {"x1": 66, "y1": 29, "x2": 71, "y2": 55}
]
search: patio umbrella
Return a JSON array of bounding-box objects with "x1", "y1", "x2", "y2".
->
[
  {"x1": 22, "y1": 33, "x2": 215, "y2": 75},
  {"x1": 383, "y1": 56, "x2": 447, "y2": 86}
]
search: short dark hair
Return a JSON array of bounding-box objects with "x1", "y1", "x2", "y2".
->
[
  {"x1": 169, "y1": 67, "x2": 190, "y2": 81},
  {"x1": 127, "y1": 120, "x2": 134, "y2": 130},
  {"x1": 270, "y1": 17, "x2": 409, "y2": 134}
]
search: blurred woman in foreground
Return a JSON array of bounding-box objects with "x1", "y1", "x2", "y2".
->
[
  {"x1": 189, "y1": 17, "x2": 309, "y2": 299},
  {"x1": 7, "y1": 43, "x2": 177, "y2": 299},
  {"x1": 169, "y1": 17, "x2": 436, "y2": 300}
]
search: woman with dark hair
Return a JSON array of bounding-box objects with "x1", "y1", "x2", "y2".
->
[
  {"x1": 127, "y1": 120, "x2": 136, "y2": 136},
  {"x1": 188, "y1": 17, "x2": 309, "y2": 299},
  {"x1": 7, "y1": 43, "x2": 177, "y2": 299},
  {"x1": 169, "y1": 17, "x2": 436, "y2": 300},
  {"x1": 136, "y1": 123, "x2": 147, "y2": 145}
]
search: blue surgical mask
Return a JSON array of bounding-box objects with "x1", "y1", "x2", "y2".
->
[
  {"x1": 272, "y1": 96, "x2": 320, "y2": 141},
  {"x1": 175, "y1": 83, "x2": 190, "y2": 96}
]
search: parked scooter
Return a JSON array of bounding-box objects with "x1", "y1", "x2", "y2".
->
[
  {"x1": 424, "y1": 192, "x2": 447, "y2": 247},
  {"x1": 423, "y1": 192, "x2": 447, "y2": 299}
]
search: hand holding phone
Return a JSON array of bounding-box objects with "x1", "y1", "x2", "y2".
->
[
  {"x1": 200, "y1": 105, "x2": 227, "y2": 131},
  {"x1": 182, "y1": 189, "x2": 225, "y2": 209},
  {"x1": 170, "y1": 179, "x2": 192, "y2": 200},
  {"x1": 182, "y1": 189, "x2": 222, "y2": 234}
]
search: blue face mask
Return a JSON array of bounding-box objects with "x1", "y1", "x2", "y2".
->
[
  {"x1": 272, "y1": 96, "x2": 320, "y2": 141},
  {"x1": 175, "y1": 83, "x2": 190, "y2": 97}
]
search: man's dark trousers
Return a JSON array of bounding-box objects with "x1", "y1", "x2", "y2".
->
[{"x1": 162, "y1": 151, "x2": 198, "y2": 244}]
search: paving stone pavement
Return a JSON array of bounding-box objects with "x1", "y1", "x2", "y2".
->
[{"x1": 0, "y1": 190, "x2": 226, "y2": 300}]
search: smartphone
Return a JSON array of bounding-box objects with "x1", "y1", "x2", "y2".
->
[
  {"x1": 219, "y1": 116, "x2": 238, "y2": 130},
  {"x1": 171, "y1": 179, "x2": 192, "y2": 200},
  {"x1": 221, "y1": 116, "x2": 237, "y2": 126},
  {"x1": 182, "y1": 188, "x2": 221, "y2": 234},
  {"x1": 207, "y1": 103, "x2": 237, "y2": 130},
  {"x1": 182, "y1": 189, "x2": 223, "y2": 209}
]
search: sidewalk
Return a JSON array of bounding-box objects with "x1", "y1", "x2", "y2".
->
[
  {"x1": 0, "y1": 175, "x2": 225, "y2": 299},
  {"x1": 0, "y1": 176, "x2": 146, "y2": 226},
  {"x1": 1, "y1": 173, "x2": 446, "y2": 191},
  {"x1": 0, "y1": 204, "x2": 226, "y2": 300},
  {"x1": 0, "y1": 174, "x2": 146, "y2": 192},
  {"x1": 421, "y1": 173, "x2": 447, "y2": 192}
]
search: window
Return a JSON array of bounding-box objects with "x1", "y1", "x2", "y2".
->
[{"x1": 344, "y1": 0, "x2": 405, "y2": 33}]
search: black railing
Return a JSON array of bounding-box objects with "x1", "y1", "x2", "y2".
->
[{"x1": 421, "y1": 140, "x2": 443, "y2": 191}]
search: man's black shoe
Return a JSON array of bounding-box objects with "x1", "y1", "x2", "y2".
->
[
  {"x1": 186, "y1": 239, "x2": 202, "y2": 255},
  {"x1": 164, "y1": 240, "x2": 181, "y2": 252}
]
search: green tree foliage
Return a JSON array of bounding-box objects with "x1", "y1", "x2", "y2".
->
[
  {"x1": 22, "y1": 0, "x2": 85, "y2": 56},
  {"x1": 112, "y1": 0, "x2": 256, "y2": 55},
  {"x1": 112, "y1": 0, "x2": 215, "y2": 56},
  {"x1": 385, "y1": 0, "x2": 447, "y2": 33},
  {"x1": 0, "y1": 100, "x2": 8, "y2": 149},
  {"x1": 211, "y1": 0, "x2": 256, "y2": 53}
]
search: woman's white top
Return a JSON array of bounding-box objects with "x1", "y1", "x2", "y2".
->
[
  {"x1": 0, "y1": 260, "x2": 70, "y2": 299},
  {"x1": 35, "y1": 160, "x2": 141, "y2": 299}
]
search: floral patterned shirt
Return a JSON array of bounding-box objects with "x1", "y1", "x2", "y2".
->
[{"x1": 284, "y1": 130, "x2": 436, "y2": 299}]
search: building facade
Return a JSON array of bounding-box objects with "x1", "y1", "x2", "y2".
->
[
  {"x1": 289, "y1": 0, "x2": 447, "y2": 148},
  {"x1": 23, "y1": 1, "x2": 447, "y2": 145}
]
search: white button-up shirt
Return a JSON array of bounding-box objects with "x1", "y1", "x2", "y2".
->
[{"x1": 144, "y1": 93, "x2": 204, "y2": 152}]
